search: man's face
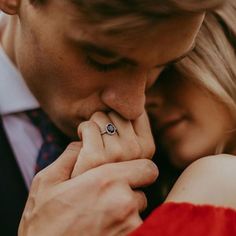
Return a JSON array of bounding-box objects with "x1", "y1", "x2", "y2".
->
[{"x1": 14, "y1": 0, "x2": 204, "y2": 138}]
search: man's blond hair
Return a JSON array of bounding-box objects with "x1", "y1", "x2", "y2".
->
[{"x1": 31, "y1": 0, "x2": 225, "y2": 33}]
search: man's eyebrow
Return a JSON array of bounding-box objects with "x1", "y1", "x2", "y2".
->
[
  {"x1": 79, "y1": 40, "x2": 195, "y2": 67},
  {"x1": 79, "y1": 41, "x2": 121, "y2": 58},
  {"x1": 78, "y1": 40, "x2": 138, "y2": 65}
]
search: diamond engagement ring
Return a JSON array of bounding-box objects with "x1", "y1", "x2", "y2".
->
[{"x1": 101, "y1": 123, "x2": 117, "y2": 136}]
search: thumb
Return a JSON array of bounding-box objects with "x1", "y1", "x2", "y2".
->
[{"x1": 40, "y1": 142, "x2": 82, "y2": 182}]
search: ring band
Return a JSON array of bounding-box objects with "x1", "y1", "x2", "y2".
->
[{"x1": 101, "y1": 123, "x2": 117, "y2": 136}]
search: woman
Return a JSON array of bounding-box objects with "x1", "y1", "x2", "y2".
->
[
  {"x1": 143, "y1": 0, "x2": 236, "y2": 211},
  {"x1": 145, "y1": 0, "x2": 236, "y2": 201},
  {"x1": 130, "y1": 1, "x2": 236, "y2": 235}
]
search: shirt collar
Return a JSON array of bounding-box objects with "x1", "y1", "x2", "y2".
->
[{"x1": 0, "y1": 46, "x2": 40, "y2": 115}]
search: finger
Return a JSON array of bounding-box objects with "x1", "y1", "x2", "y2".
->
[
  {"x1": 71, "y1": 121, "x2": 104, "y2": 177},
  {"x1": 90, "y1": 111, "x2": 119, "y2": 147},
  {"x1": 108, "y1": 112, "x2": 138, "y2": 142},
  {"x1": 94, "y1": 159, "x2": 159, "y2": 189},
  {"x1": 132, "y1": 112, "x2": 156, "y2": 159},
  {"x1": 121, "y1": 159, "x2": 158, "y2": 188},
  {"x1": 92, "y1": 112, "x2": 142, "y2": 162},
  {"x1": 109, "y1": 111, "x2": 155, "y2": 160},
  {"x1": 91, "y1": 112, "x2": 129, "y2": 162},
  {"x1": 108, "y1": 111, "x2": 134, "y2": 138},
  {"x1": 133, "y1": 190, "x2": 148, "y2": 213},
  {"x1": 78, "y1": 120, "x2": 104, "y2": 149},
  {"x1": 109, "y1": 112, "x2": 142, "y2": 160},
  {"x1": 132, "y1": 112, "x2": 151, "y2": 137},
  {"x1": 38, "y1": 142, "x2": 82, "y2": 182},
  {"x1": 117, "y1": 215, "x2": 143, "y2": 236}
]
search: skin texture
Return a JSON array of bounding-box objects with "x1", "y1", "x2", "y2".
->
[
  {"x1": 19, "y1": 141, "x2": 158, "y2": 236},
  {"x1": 1, "y1": 0, "x2": 204, "y2": 139},
  {"x1": 71, "y1": 111, "x2": 155, "y2": 176},
  {"x1": 146, "y1": 74, "x2": 236, "y2": 168},
  {"x1": 19, "y1": 111, "x2": 157, "y2": 236},
  {"x1": 166, "y1": 154, "x2": 236, "y2": 209}
]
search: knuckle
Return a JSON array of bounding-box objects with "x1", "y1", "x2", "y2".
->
[
  {"x1": 109, "y1": 143, "x2": 124, "y2": 162},
  {"x1": 127, "y1": 217, "x2": 142, "y2": 232},
  {"x1": 66, "y1": 142, "x2": 81, "y2": 152},
  {"x1": 94, "y1": 167, "x2": 114, "y2": 188},
  {"x1": 143, "y1": 159, "x2": 159, "y2": 180},
  {"x1": 138, "y1": 191, "x2": 148, "y2": 211},
  {"x1": 146, "y1": 141, "x2": 156, "y2": 159},
  {"x1": 142, "y1": 139, "x2": 156, "y2": 159},
  {"x1": 90, "y1": 111, "x2": 105, "y2": 121},
  {"x1": 128, "y1": 220, "x2": 142, "y2": 232},
  {"x1": 79, "y1": 120, "x2": 98, "y2": 132},
  {"x1": 119, "y1": 194, "x2": 137, "y2": 216},
  {"x1": 129, "y1": 140, "x2": 142, "y2": 159},
  {"x1": 113, "y1": 194, "x2": 137, "y2": 222},
  {"x1": 121, "y1": 139, "x2": 142, "y2": 160},
  {"x1": 31, "y1": 171, "x2": 47, "y2": 190}
]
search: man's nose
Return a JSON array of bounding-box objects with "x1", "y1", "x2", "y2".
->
[{"x1": 101, "y1": 75, "x2": 147, "y2": 120}]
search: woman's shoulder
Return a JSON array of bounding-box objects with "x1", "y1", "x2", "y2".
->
[
  {"x1": 166, "y1": 154, "x2": 236, "y2": 209},
  {"x1": 130, "y1": 155, "x2": 236, "y2": 236},
  {"x1": 188, "y1": 153, "x2": 236, "y2": 167}
]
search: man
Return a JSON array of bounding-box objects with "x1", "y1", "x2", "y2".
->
[{"x1": 0, "y1": 0, "x2": 224, "y2": 235}]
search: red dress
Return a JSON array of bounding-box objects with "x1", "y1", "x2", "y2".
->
[{"x1": 130, "y1": 202, "x2": 236, "y2": 236}]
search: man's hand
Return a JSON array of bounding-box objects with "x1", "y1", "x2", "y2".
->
[{"x1": 18, "y1": 142, "x2": 158, "y2": 236}]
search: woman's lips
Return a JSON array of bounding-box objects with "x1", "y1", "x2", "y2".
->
[{"x1": 157, "y1": 115, "x2": 187, "y2": 138}]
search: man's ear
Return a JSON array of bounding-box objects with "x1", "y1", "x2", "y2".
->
[{"x1": 0, "y1": 0, "x2": 21, "y2": 15}]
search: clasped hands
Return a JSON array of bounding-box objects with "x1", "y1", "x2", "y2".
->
[{"x1": 19, "y1": 111, "x2": 158, "y2": 236}]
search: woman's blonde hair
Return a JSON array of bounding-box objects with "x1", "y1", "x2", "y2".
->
[
  {"x1": 170, "y1": 0, "x2": 236, "y2": 153},
  {"x1": 144, "y1": 2, "x2": 236, "y2": 207}
]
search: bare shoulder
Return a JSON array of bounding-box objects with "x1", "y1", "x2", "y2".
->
[{"x1": 166, "y1": 154, "x2": 236, "y2": 209}]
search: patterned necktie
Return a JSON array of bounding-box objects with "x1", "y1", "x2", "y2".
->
[{"x1": 26, "y1": 109, "x2": 71, "y2": 174}]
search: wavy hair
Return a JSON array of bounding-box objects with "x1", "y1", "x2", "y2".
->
[
  {"x1": 171, "y1": 0, "x2": 236, "y2": 153},
  {"x1": 31, "y1": 0, "x2": 225, "y2": 34}
]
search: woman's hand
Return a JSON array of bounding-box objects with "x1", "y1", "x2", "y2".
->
[{"x1": 71, "y1": 111, "x2": 155, "y2": 176}]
